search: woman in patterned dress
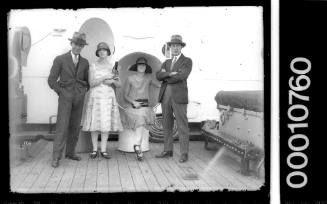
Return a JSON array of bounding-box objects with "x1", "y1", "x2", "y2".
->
[
  {"x1": 123, "y1": 57, "x2": 161, "y2": 161},
  {"x1": 82, "y1": 42, "x2": 123, "y2": 159}
]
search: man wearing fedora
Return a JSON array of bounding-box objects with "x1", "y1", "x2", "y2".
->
[
  {"x1": 48, "y1": 32, "x2": 90, "y2": 168},
  {"x1": 155, "y1": 35, "x2": 192, "y2": 163}
]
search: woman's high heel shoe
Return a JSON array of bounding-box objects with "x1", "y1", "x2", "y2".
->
[
  {"x1": 89, "y1": 151, "x2": 98, "y2": 159},
  {"x1": 133, "y1": 145, "x2": 143, "y2": 161},
  {"x1": 100, "y1": 151, "x2": 111, "y2": 159}
]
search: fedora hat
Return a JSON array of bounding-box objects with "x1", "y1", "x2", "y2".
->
[
  {"x1": 68, "y1": 32, "x2": 88, "y2": 45},
  {"x1": 129, "y1": 57, "x2": 152, "y2": 74},
  {"x1": 95, "y1": 42, "x2": 111, "y2": 57},
  {"x1": 167, "y1": 34, "x2": 186, "y2": 47}
]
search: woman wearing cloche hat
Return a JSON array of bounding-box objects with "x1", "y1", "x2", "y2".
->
[
  {"x1": 81, "y1": 42, "x2": 123, "y2": 160},
  {"x1": 122, "y1": 57, "x2": 161, "y2": 161}
]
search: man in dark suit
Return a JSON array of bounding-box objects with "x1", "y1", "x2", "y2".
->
[
  {"x1": 48, "y1": 32, "x2": 90, "y2": 168},
  {"x1": 155, "y1": 35, "x2": 192, "y2": 163}
]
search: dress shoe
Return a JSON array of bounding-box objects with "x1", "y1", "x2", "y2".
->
[
  {"x1": 89, "y1": 151, "x2": 98, "y2": 159},
  {"x1": 100, "y1": 152, "x2": 111, "y2": 159},
  {"x1": 179, "y1": 154, "x2": 188, "y2": 163},
  {"x1": 155, "y1": 151, "x2": 173, "y2": 158},
  {"x1": 133, "y1": 145, "x2": 143, "y2": 161},
  {"x1": 65, "y1": 154, "x2": 81, "y2": 161},
  {"x1": 51, "y1": 159, "x2": 59, "y2": 168}
]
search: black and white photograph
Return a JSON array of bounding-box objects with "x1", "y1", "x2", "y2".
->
[{"x1": 8, "y1": 7, "x2": 267, "y2": 197}]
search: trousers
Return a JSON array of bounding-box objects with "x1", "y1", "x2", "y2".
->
[
  {"x1": 161, "y1": 85, "x2": 189, "y2": 154},
  {"x1": 52, "y1": 92, "x2": 85, "y2": 160}
]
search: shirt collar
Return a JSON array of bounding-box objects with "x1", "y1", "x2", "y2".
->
[
  {"x1": 70, "y1": 51, "x2": 79, "y2": 60},
  {"x1": 172, "y1": 53, "x2": 181, "y2": 61}
]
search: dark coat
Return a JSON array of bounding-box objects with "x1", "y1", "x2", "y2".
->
[
  {"x1": 156, "y1": 54, "x2": 192, "y2": 104},
  {"x1": 48, "y1": 51, "x2": 89, "y2": 97}
]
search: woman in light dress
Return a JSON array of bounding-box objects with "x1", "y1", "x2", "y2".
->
[
  {"x1": 82, "y1": 42, "x2": 123, "y2": 159},
  {"x1": 123, "y1": 57, "x2": 161, "y2": 161}
]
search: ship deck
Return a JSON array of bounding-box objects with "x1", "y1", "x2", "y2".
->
[{"x1": 10, "y1": 140, "x2": 264, "y2": 193}]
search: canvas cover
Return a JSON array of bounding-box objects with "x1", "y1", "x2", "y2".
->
[{"x1": 215, "y1": 90, "x2": 263, "y2": 112}]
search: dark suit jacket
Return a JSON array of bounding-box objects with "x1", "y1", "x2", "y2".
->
[
  {"x1": 48, "y1": 51, "x2": 89, "y2": 97},
  {"x1": 156, "y1": 54, "x2": 192, "y2": 104}
]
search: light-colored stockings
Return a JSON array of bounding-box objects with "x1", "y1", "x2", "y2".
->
[{"x1": 91, "y1": 131, "x2": 109, "y2": 152}]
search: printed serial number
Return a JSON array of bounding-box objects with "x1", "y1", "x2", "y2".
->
[{"x1": 286, "y1": 57, "x2": 311, "y2": 188}]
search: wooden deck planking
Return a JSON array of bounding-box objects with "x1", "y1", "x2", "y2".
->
[
  {"x1": 149, "y1": 144, "x2": 217, "y2": 191},
  {"x1": 135, "y1": 152, "x2": 162, "y2": 192},
  {"x1": 175, "y1": 143, "x2": 245, "y2": 190},
  {"x1": 173, "y1": 148, "x2": 227, "y2": 190},
  {"x1": 16, "y1": 144, "x2": 52, "y2": 193},
  {"x1": 146, "y1": 146, "x2": 186, "y2": 192},
  {"x1": 174, "y1": 152, "x2": 224, "y2": 191},
  {"x1": 107, "y1": 149, "x2": 123, "y2": 192},
  {"x1": 11, "y1": 141, "x2": 264, "y2": 193},
  {"x1": 188, "y1": 143, "x2": 250, "y2": 190},
  {"x1": 189, "y1": 142, "x2": 263, "y2": 190},
  {"x1": 125, "y1": 152, "x2": 149, "y2": 192},
  {"x1": 96, "y1": 153, "x2": 110, "y2": 192},
  {"x1": 143, "y1": 151, "x2": 171, "y2": 191},
  {"x1": 215, "y1": 149, "x2": 264, "y2": 188},
  {"x1": 10, "y1": 139, "x2": 48, "y2": 173},
  {"x1": 69, "y1": 153, "x2": 89, "y2": 193},
  {"x1": 83, "y1": 156, "x2": 98, "y2": 192},
  {"x1": 167, "y1": 149, "x2": 213, "y2": 191},
  {"x1": 28, "y1": 158, "x2": 55, "y2": 193},
  {"x1": 151, "y1": 144, "x2": 199, "y2": 191},
  {"x1": 116, "y1": 151, "x2": 136, "y2": 192},
  {"x1": 190, "y1": 141, "x2": 264, "y2": 189},
  {"x1": 215, "y1": 153, "x2": 263, "y2": 189},
  {"x1": 10, "y1": 141, "x2": 49, "y2": 192},
  {"x1": 56, "y1": 159, "x2": 79, "y2": 193},
  {"x1": 43, "y1": 160, "x2": 67, "y2": 193},
  {"x1": 10, "y1": 140, "x2": 46, "y2": 180}
]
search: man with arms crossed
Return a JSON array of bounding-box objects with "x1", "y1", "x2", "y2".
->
[{"x1": 155, "y1": 35, "x2": 192, "y2": 163}]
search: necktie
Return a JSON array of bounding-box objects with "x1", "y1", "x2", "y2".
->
[
  {"x1": 73, "y1": 55, "x2": 78, "y2": 67},
  {"x1": 170, "y1": 56, "x2": 177, "y2": 70}
]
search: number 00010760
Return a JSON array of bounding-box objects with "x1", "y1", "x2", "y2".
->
[{"x1": 286, "y1": 57, "x2": 311, "y2": 189}]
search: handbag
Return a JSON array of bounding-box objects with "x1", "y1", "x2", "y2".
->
[
  {"x1": 110, "y1": 61, "x2": 119, "y2": 90},
  {"x1": 132, "y1": 99, "x2": 149, "y2": 108}
]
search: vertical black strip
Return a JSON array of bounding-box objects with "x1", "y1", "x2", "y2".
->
[{"x1": 280, "y1": 1, "x2": 327, "y2": 203}]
